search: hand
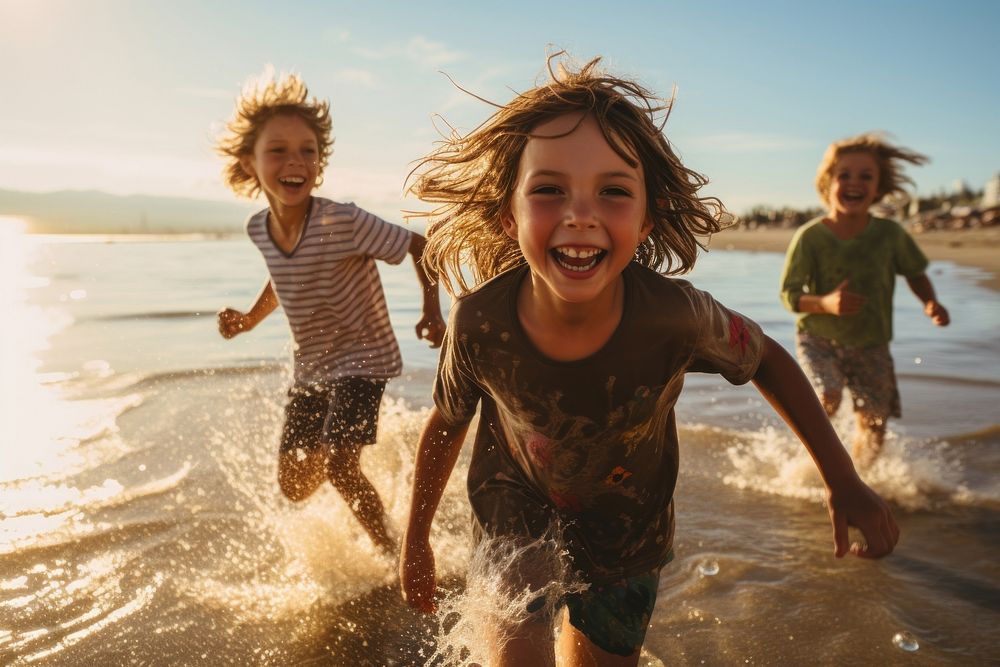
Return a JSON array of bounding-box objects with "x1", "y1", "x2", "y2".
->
[
  {"x1": 400, "y1": 533, "x2": 438, "y2": 613},
  {"x1": 827, "y1": 477, "x2": 899, "y2": 559},
  {"x1": 415, "y1": 313, "x2": 445, "y2": 349},
  {"x1": 217, "y1": 308, "x2": 250, "y2": 339},
  {"x1": 924, "y1": 300, "x2": 950, "y2": 327},
  {"x1": 820, "y1": 279, "x2": 867, "y2": 316}
]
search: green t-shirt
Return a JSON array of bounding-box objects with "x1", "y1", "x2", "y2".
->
[
  {"x1": 434, "y1": 262, "x2": 765, "y2": 582},
  {"x1": 779, "y1": 216, "x2": 929, "y2": 347}
]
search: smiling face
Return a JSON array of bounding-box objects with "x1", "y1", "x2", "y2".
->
[
  {"x1": 240, "y1": 113, "x2": 320, "y2": 212},
  {"x1": 502, "y1": 113, "x2": 652, "y2": 308},
  {"x1": 827, "y1": 151, "x2": 880, "y2": 218}
]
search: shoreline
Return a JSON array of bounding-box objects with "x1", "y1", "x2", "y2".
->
[{"x1": 711, "y1": 226, "x2": 1000, "y2": 293}]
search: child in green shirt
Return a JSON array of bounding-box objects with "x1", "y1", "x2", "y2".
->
[{"x1": 780, "y1": 133, "x2": 950, "y2": 467}]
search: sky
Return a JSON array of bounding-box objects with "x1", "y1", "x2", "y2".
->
[{"x1": 2, "y1": 0, "x2": 998, "y2": 219}]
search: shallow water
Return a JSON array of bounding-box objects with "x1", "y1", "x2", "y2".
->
[{"x1": 3, "y1": 230, "x2": 998, "y2": 665}]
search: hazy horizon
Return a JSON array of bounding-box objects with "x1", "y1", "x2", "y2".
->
[{"x1": 2, "y1": 0, "x2": 999, "y2": 217}]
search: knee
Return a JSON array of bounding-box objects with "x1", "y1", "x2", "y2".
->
[
  {"x1": 278, "y1": 467, "x2": 315, "y2": 501},
  {"x1": 277, "y1": 448, "x2": 322, "y2": 501}
]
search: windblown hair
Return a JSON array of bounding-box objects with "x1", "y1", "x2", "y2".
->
[
  {"x1": 408, "y1": 54, "x2": 728, "y2": 296},
  {"x1": 815, "y1": 132, "x2": 928, "y2": 206},
  {"x1": 216, "y1": 68, "x2": 333, "y2": 199}
]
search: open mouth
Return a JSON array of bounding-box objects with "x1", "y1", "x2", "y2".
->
[
  {"x1": 279, "y1": 176, "x2": 307, "y2": 190},
  {"x1": 841, "y1": 192, "x2": 867, "y2": 203},
  {"x1": 551, "y1": 246, "x2": 607, "y2": 272}
]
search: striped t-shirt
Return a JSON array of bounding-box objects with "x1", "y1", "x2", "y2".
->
[{"x1": 247, "y1": 197, "x2": 412, "y2": 386}]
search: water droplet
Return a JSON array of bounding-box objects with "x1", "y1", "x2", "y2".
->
[
  {"x1": 892, "y1": 631, "x2": 919, "y2": 652},
  {"x1": 697, "y1": 559, "x2": 720, "y2": 576},
  {"x1": 914, "y1": 357, "x2": 922, "y2": 365}
]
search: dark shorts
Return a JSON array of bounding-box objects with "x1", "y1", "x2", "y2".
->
[
  {"x1": 279, "y1": 377, "x2": 387, "y2": 453},
  {"x1": 562, "y1": 565, "x2": 663, "y2": 657},
  {"x1": 519, "y1": 557, "x2": 665, "y2": 658},
  {"x1": 795, "y1": 331, "x2": 901, "y2": 420}
]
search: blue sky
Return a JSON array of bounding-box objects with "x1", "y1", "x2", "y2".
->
[{"x1": 2, "y1": 0, "x2": 998, "y2": 218}]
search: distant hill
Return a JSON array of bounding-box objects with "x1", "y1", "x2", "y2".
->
[{"x1": 0, "y1": 188, "x2": 258, "y2": 234}]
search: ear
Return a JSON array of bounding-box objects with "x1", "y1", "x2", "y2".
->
[
  {"x1": 239, "y1": 155, "x2": 257, "y2": 179},
  {"x1": 500, "y1": 208, "x2": 518, "y2": 241},
  {"x1": 639, "y1": 216, "x2": 654, "y2": 243}
]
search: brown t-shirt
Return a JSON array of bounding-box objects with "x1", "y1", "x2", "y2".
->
[{"x1": 434, "y1": 262, "x2": 765, "y2": 582}]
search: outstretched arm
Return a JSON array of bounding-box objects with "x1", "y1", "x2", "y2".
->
[
  {"x1": 217, "y1": 279, "x2": 278, "y2": 339},
  {"x1": 401, "y1": 407, "x2": 471, "y2": 612},
  {"x1": 905, "y1": 273, "x2": 950, "y2": 326},
  {"x1": 752, "y1": 336, "x2": 900, "y2": 558},
  {"x1": 408, "y1": 233, "x2": 445, "y2": 348}
]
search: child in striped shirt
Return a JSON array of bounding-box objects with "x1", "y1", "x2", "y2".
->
[{"x1": 215, "y1": 70, "x2": 444, "y2": 553}]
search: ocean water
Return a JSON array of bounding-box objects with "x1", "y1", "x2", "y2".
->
[{"x1": 2, "y1": 226, "x2": 999, "y2": 666}]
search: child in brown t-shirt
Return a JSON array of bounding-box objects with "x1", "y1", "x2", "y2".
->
[{"x1": 400, "y1": 54, "x2": 899, "y2": 666}]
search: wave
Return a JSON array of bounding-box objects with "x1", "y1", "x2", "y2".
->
[
  {"x1": 682, "y1": 422, "x2": 1000, "y2": 512},
  {"x1": 87, "y1": 310, "x2": 215, "y2": 322},
  {"x1": 0, "y1": 462, "x2": 193, "y2": 523},
  {"x1": 60, "y1": 361, "x2": 285, "y2": 396},
  {"x1": 896, "y1": 372, "x2": 1000, "y2": 389}
]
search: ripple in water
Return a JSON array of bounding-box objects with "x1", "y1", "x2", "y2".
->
[
  {"x1": 697, "y1": 559, "x2": 720, "y2": 576},
  {"x1": 892, "y1": 631, "x2": 920, "y2": 652}
]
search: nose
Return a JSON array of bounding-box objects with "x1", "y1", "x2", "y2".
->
[
  {"x1": 288, "y1": 150, "x2": 312, "y2": 166},
  {"x1": 564, "y1": 195, "x2": 598, "y2": 230}
]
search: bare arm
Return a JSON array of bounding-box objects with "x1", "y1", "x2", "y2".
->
[
  {"x1": 401, "y1": 407, "x2": 471, "y2": 612},
  {"x1": 796, "y1": 279, "x2": 866, "y2": 316},
  {"x1": 752, "y1": 336, "x2": 900, "y2": 558},
  {"x1": 408, "y1": 232, "x2": 446, "y2": 348},
  {"x1": 905, "y1": 273, "x2": 950, "y2": 326},
  {"x1": 217, "y1": 279, "x2": 278, "y2": 339}
]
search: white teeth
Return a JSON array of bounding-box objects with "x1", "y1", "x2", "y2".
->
[
  {"x1": 557, "y1": 258, "x2": 598, "y2": 272},
  {"x1": 553, "y1": 247, "x2": 604, "y2": 272},
  {"x1": 555, "y1": 246, "x2": 600, "y2": 259},
  {"x1": 280, "y1": 176, "x2": 306, "y2": 184}
]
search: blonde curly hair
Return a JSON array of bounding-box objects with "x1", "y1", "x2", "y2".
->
[
  {"x1": 216, "y1": 68, "x2": 333, "y2": 199},
  {"x1": 408, "y1": 54, "x2": 728, "y2": 296},
  {"x1": 815, "y1": 132, "x2": 928, "y2": 206}
]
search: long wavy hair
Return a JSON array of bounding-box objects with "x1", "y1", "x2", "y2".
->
[
  {"x1": 815, "y1": 131, "x2": 928, "y2": 206},
  {"x1": 216, "y1": 68, "x2": 333, "y2": 199},
  {"x1": 408, "y1": 53, "x2": 729, "y2": 296}
]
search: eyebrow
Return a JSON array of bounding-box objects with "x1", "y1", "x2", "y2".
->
[{"x1": 526, "y1": 169, "x2": 639, "y2": 181}]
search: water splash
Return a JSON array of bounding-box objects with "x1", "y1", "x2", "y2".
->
[{"x1": 429, "y1": 532, "x2": 586, "y2": 666}]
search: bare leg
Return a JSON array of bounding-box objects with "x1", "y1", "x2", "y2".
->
[
  {"x1": 493, "y1": 617, "x2": 555, "y2": 667},
  {"x1": 851, "y1": 412, "x2": 887, "y2": 468},
  {"x1": 326, "y1": 444, "x2": 394, "y2": 553},
  {"x1": 556, "y1": 610, "x2": 640, "y2": 667},
  {"x1": 278, "y1": 447, "x2": 329, "y2": 502}
]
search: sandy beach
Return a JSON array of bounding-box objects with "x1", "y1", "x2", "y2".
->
[{"x1": 712, "y1": 226, "x2": 1000, "y2": 293}]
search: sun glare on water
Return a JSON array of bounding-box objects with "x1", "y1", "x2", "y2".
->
[{"x1": 0, "y1": 218, "x2": 106, "y2": 551}]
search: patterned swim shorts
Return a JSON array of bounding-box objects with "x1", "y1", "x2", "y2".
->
[
  {"x1": 279, "y1": 377, "x2": 387, "y2": 452},
  {"x1": 795, "y1": 331, "x2": 901, "y2": 420}
]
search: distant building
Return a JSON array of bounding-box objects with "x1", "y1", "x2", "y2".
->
[{"x1": 983, "y1": 173, "x2": 1000, "y2": 208}]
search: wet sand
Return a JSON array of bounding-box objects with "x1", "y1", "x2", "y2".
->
[{"x1": 711, "y1": 226, "x2": 1000, "y2": 292}]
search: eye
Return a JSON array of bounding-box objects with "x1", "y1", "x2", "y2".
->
[
  {"x1": 602, "y1": 186, "x2": 632, "y2": 197},
  {"x1": 530, "y1": 185, "x2": 563, "y2": 195}
]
